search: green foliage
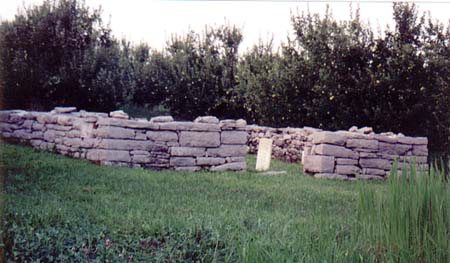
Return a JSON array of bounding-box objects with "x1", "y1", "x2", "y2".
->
[{"x1": 357, "y1": 162, "x2": 450, "y2": 262}]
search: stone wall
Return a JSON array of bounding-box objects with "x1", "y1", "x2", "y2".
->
[
  {"x1": 302, "y1": 129, "x2": 428, "y2": 180},
  {"x1": 246, "y1": 125, "x2": 321, "y2": 163},
  {"x1": 0, "y1": 108, "x2": 248, "y2": 171}
]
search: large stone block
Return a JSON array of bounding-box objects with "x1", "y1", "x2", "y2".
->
[
  {"x1": 311, "y1": 132, "x2": 346, "y2": 146},
  {"x1": 336, "y1": 158, "x2": 358, "y2": 165},
  {"x1": 303, "y1": 155, "x2": 335, "y2": 173},
  {"x1": 359, "y1": 158, "x2": 391, "y2": 170},
  {"x1": 170, "y1": 157, "x2": 196, "y2": 167},
  {"x1": 150, "y1": 116, "x2": 174, "y2": 123},
  {"x1": 146, "y1": 131, "x2": 178, "y2": 142},
  {"x1": 86, "y1": 149, "x2": 131, "y2": 162},
  {"x1": 221, "y1": 131, "x2": 248, "y2": 144},
  {"x1": 194, "y1": 116, "x2": 219, "y2": 124},
  {"x1": 97, "y1": 118, "x2": 159, "y2": 129},
  {"x1": 206, "y1": 145, "x2": 248, "y2": 157},
  {"x1": 196, "y1": 157, "x2": 226, "y2": 166},
  {"x1": 219, "y1": 119, "x2": 247, "y2": 130},
  {"x1": 412, "y1": 145, "x2": 428, "y2": 156},
  {"x1": 95, "y1": 126, "x2": 135, "y2": 139},
  {"x1": 175, "y1": 166, "x2": 202, "y2": 171},
  {"x1": 346, "y1": 139, "x2": 378, "y2": 150},
  {"x1": 210, "y1": 162, "x2": 246, "y2": 171},
  {"x1": 171, "y1": 147, "x2": 205, "y2": 157},
  {"x1": 397, "y1": 136, "x2": 428, "y2": 145},
  {"x1": 336, "y1": 165, "x2": 360, "y2": 175},
  {"x1": 99, "y1": 139, "x2": 165, "y2": 151},
  {"x1": 159, "y1": 122, "x2": 220, "y2": 132},
  {"x1": 179, "y1": 131, "x2": 220, "y2": 147},
  {"x1": 362, "y1": 168, "x2": 386, "y2": 176},
  {"x1": 313, "y1": 144, "x2": 358, "y2": 159}
]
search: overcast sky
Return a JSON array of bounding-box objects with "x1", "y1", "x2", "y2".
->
[{"x1": 1, "y1": 0, "x2": 450, "y2": 52}]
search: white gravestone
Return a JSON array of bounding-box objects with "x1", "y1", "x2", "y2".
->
[{"x1": 256, "y1": 138, "x2": 273, "y2": 171}]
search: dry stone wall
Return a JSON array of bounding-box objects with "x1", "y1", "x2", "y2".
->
[
  {"x1": 302, "y1": 129, "x2": 428, "y2": 180},
  {"x1": 0, "y1": 108, "x2": 248, "y2": 171},
  {"x1": 246, "y1": 125, "x2": 321, "y2": 163}
]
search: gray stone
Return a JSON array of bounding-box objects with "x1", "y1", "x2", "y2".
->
[
  {"x1": 150, "y1": 116, "x2": 174, "y2": 123},
  {"x1": 31, "y1": 131, "x2": 43, "y2": 139},
  {"x1": 94, "y1": 126, "x2": 136, "y2": 139},
  {"x1": 260, "y1": 170, "x2": 288, "y2": 175},
  {"x1": 374, "y1": 134, "x2": 398, "y2": 144},
  {"x1": 346, "y1": 139, "x2": 378, "y2": 150},
  {"x1": 99, "y1": 139, "x2": 165, "y2": 151},
  {"x1": 179, "y1": 131, "x2": 220, "y2": 147},
  {"x1": 398, "y1": 136, "x2": 428, "y2": 145},
  {"x1": 97, "y1": 118, "x2": 159, "y2": 129},
  {"x1": 63, "y1": 138, "x2": 83, "y2": 147},
  {"x1": 359, "y1": 152, "x2": 378, "y2": 158},
  {"x1": 221, "y1": 131, "x2": 247, "y2": 144},
  {"x1": 43, "y1": 130, "x2": 57, "y2": 141},
  {"x1": 311, "y1": 132, "x2": 346, "y2": 146},
  {"x1": 313, "y1": 144, "x2": 358, "y2": 159},
  {"x1": 196, "y1": 157, "x2": 226, "y2": 166},
  {"x1": 336, "y1": 165, "x2": 360, "y2": 175},
  {"x1": 135, "y1": 132, "x2": 147, "y2": 140},
  {"x1": 194, "y1": 116, "x2": 219, "y2": 124},
  {"x1": 219, "y1": 119, "x2": 247, "y2": 130},
  {"x1": 46, "y1": 124, "x2": 72, "y2": 131},
  {"x1": 132, "y1": 155, "x2": 152, "y2": 163},
  {"x1": 131, "y1": 150, "x2": 149, "y2": 155},
  {"x1": 171, "y1": 147, "x2": 205, "y2": 156},
  {"x1": 79, "y1": 110, "x2": 108, "y2": 118},
  {"x1": 207, "y1": 145, "x2": 248, "y2": 157},
  {"x1": 210, "y1": 162, "x2": 246, "y2": 171},
  {"x1": 56, "y1": 115, "x2": 75, "y2": 125},
  {"x1": 22, "y1": 120, "x2": 34, "y2": 129},
  {"x1": 303, "y1": 155, "x2": 335, "y2": 173},
  {"x1": 67, "y1": 130, "x2": 81, "y2": 138},
  {"x1": 359, "y1": 158, "x2": 392, "y2": 170},
  {"x1": 336, "y1": 158, "x2": 358, "y2": 165},
  {"x1": 362, "y1": 168, "x2": 386, "y2": 176},
  {"x1": 412, "y1": 145, "x2": 428, "y2": 156},
  {"x1": 86, "y1": 149, "x2": 131, "y2": 162},
  {"x1": 170, "y1": 157, "x2": 196, "y2": 167},
  {"x1": 175, "y1": 166, "x2": 202, "y2": 171},
  {"x1": 226, "y1": 156, "x2": 246, "y2": 163},
  {"x1": 32, "y1": 122, "x2": 45, "y2": 131},
  {"x1": 159, "y1": 122, "x2": 220, "y2": 132},
  {"x1": 109, "y1": 110, "x2": 129, "y2": 119},
  {"x1": 52, "y1": 107, "x2": 77, "y2": 114},
  {"x1": 146, "y1": 131, "x2": 178, "y2": 142}
]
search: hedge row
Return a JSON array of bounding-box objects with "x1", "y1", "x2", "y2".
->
[{"x1": 0, "y1": 1, "x2": 449, "y2": 153}]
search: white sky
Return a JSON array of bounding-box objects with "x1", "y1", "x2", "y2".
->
[{"x1": 1, "y1": 0, "x2": 450, "y2": 52}]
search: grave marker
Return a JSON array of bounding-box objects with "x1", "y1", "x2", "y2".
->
[{"x1": 256, "y1": 138, "x2": 273, "y2": 171}]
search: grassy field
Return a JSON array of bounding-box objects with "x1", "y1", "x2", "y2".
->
[{"x1": 1, "y1": 143, "x2": 446, "y2": 262}]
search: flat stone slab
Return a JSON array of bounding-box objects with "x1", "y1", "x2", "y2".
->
[
  {"x1": 255, "y1": 138, "x2": 273, "y2": 171},
  {"x1": 259, "y1": 170, "x2": 287, "y2": 175}
]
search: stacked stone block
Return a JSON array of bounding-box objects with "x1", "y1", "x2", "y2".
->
[
  {"x1": 246, "y1": 125, "x2": 320, "y2": 162},
  {"x1": 0, "y1": 108, "x2": 248, "y2": 171},
  {"x1": 302, "y1": 130, "x2": 428, "y2": 180}
]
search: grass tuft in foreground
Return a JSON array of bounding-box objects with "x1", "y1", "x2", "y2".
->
[{"x1": 357, "y1": 162, "x2": 450, "y2": 263}]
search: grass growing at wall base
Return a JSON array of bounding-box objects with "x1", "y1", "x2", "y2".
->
[{"x1": 1, "y1": 143, "x2": 449, "y2": 262}]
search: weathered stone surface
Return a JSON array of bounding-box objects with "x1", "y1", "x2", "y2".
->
[
  {"x1": 31, "y1": 131, "x2": 44, "y2": 139},
  {"x1": 150, "y1": 116, "x2": 174, "y2": 123},
  {"x1": 303, "y1": 155, "x2": 335, "y2": 173},
  {"x1": 179, "y1": 131, "x2": 220, "y2": 147},
  {"x1": 311, "y1": 132, "x2": 346, "y2": 146},
  {"x1": 135, "y1": 132, "x2": 147, "y2": 140},
  {"x1": 359, "y1": 158, "x2": 392, "y2": 170},
  {"x1": 109, "y1": 110, "x2": 129, "y2": 119},
  {"x1": 97, "y1": 118, "x2": 159, "y2": 129},
  {"x1": 99, "y1": 139, "x2": 165, "y2": 151},
  {"x1": 314, "y1": 173, "x2": 351, "y2": 180},
  {"x1": 313, "y1": 144, "x2": 358, "y2": 159},
  {"x1": 170, "y1": 147, "x2": 205, "y2": 157},
  {"x1": 336, "y1": 165, "x2": 360, "y2": 175},
  {"x1": 346, "y1": 139, "x2": 378, "y2": 150},
  {"x1": 256, "y1": 138, "x2": 272, "y2": 171},
  {"x1": 359, "y1": 152, "x2": 378, "y2": 158},
  {"x1": 219, "y1": 119, "x2": 247, "y2": 130},
  {"x1": 226, "y1": 156, "x2": 246, "y2": 163},
  {"x1": 52, "y1": 107, "x2": 77, "y2": 114},
  {"x1": 197, "y1": 157, "x2": 226, "y2": 166},
  {"x1": 22, "y1": 120, "x2": 33, "y2": 129},
  {"x1": 378, "y1": 142, "x2": 397, "y2": 154},
  {"x1": 67, "y1": 130, "x2": 81, "y2": 138},
  {"x1": 86, "y1": 149, "x2": 131, "y2": 162},
  {"x1": 63, "y1": 138, "x2": 83, "y2": 147},
  {"x1": 31, "y1": 122, "x2": 45, "y2": 131},
  {"x1": 159, "y1": 122, "x2": 220, "y2": 132},
  {"x1": 336, "y1": 158, "x2": 358, "y2": 165},
  {"x1": 43, "y1": 130, "x2": 57, "y2": 141},
  {"x1": 412, "y1": 145, "x2": 428, "y2": 156},
  {"x1": 175, "y1": 166, "x2": 202, "y2": 171},
  {"x1": 194, "y1": 116, "x2": 219, "y2": 124},
  {"x1": 36, "y1": 113, "x2": 55, "y2": 124},
  {"x1": 362, "y1": 168, "x2": 386, "y2": 176},
  {"x1": 170, "y1": 157, "x2": 196, "y2": 167},
  {"x1": 207, "y1": 145, "x2": 248, "y2": 157},
  {"x1": 398, "y1": 136, "x2": 428, "y2": 145},
  {"x1": 221, "y1": 131, "x2": 247, "y2": 144},
  {"x1": 146, "y1": 131, "x2": 178, "y2": 142},
  {"x1": 374, "y1": 134, "x2": 398, "y2": 144},
  {"x1": 210, "y1": 162, "x2": 246, "y2": 171},
  {"x1": 395, "y1": 144, "x2": 412, "y2": 155},
  {"x1": 46, "y1": 124, "x2": 72, "y2": 131}
]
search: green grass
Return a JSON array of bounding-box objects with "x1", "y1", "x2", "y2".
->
[{"x1": 3, "y1": 142, "x2": 442, "y2": 262}]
